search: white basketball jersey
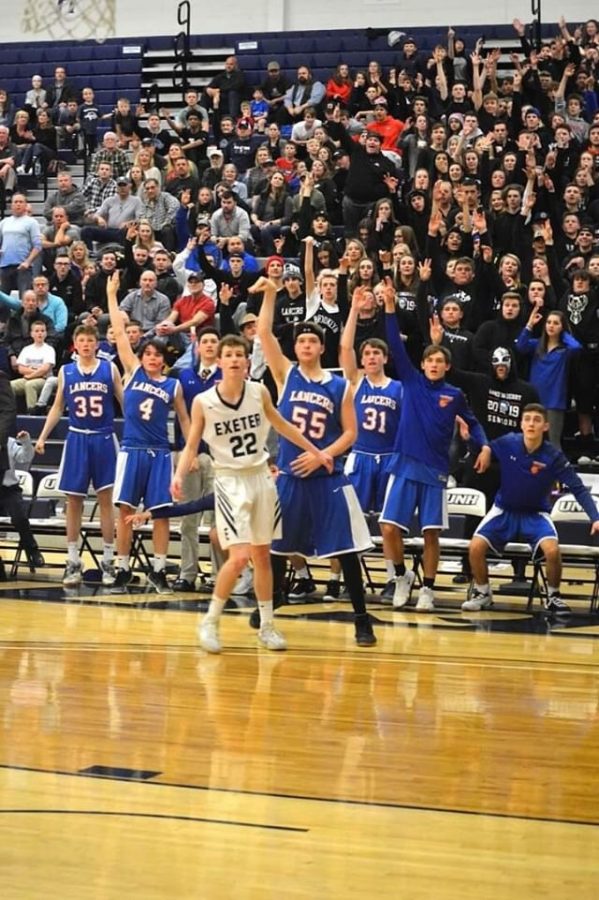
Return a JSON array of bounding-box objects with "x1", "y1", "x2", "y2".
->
[{"x1": 197, "y1": 380, "x2": 271, "y2": 471}]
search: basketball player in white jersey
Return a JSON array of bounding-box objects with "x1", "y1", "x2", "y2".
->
[{"x1": 172, "y1": 333, "x2": 332, "y2": 654}]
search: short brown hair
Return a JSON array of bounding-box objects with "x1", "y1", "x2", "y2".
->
[
  {"x1": 73, "y1": 324, "x2": 99, "y2": 340},
  {"x1": 423, "y1": 343, "x2": 451, "y2": 364},
  {"x1": 218, "y1": 334, "x2": 250, "y2": 357},
  {"x1": 522, "y1": 403, "x2": 548, "y2": 421}
]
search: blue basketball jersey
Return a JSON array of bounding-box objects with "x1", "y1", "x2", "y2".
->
[
  {"x1": 353, "y1": 376, "x2": 403, "y2": 454},
  {"x1": 122, "y1": 367, "x2": 177, "y2": 450},
  {"x1": 63, "y1": 358, "x2": 115, "y2": 434},
  {"x1": 277, "y1": 365, "x2": 347, "y2": 477}
]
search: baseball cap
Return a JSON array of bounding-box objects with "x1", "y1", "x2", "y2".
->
[
  {"x1": 283, "y1": 263, "x2": 303, "y2": 281},
  {"x1": 366, "y1": 130, "x2": 382, "y2": 141},
  {"x1": 116, "y1": 176, "x2": 130, "y2": 186},
  {"x1": 237, "y1": 117, "x2": 252, "y2": 129},
  {"x1": 240, "y1": 312, "x2": 258, "y2": 328},
  {"x1": 525, "y1": 107, "x2": 541, "y2": 117},
  {"x1": 312, "y1": 210, "x2": 329, "y2": 220},
  {"x1": 267, "y1": 61, "x2": 280, "y2": 72},
  {"x1": 373, "y1": 96, "x2": 387, "y2": 107},
  {"x1": 187, "y1": 272, "x2": 205, "y2": 282},
  {"x1": 141, "y1": 137, "x2": 153, "y2": 146},
  {"x1": 207, "y1": 145, "x2": 223, "y2": 157}
]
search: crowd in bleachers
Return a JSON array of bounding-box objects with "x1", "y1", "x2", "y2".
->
[{"x1": 0, "y1": 17, "x2": 599, "y2": 460}]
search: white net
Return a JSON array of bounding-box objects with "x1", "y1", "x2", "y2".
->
[{"x1": 22, "y1": 0, "x2": 116, "y2": 43}]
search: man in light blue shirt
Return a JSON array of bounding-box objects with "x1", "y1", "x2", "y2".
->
[{"x1": 0, "y1": 194, "x2": 42, "y2": 295}]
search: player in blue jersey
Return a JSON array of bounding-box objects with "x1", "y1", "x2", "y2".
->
[
  {"x1": 339, "y1": 285, "x2": 403, "y2": 601},
  {"x1": 172, "y1": 334, "x2": 333, "y2": 654},
  {"x1": 465, "y1": 404, "x2": 599, "y2": 615},
  {"x1": 380, "y1": 279, "x2": 491, "y2": 612},
  {"x1": 107, "y1": 271, "x2": 190, "y2": 595},
  {"x1": 172, "y1": 326, "x2": 221, "y2": 592},
  {"x1": 35, "y1": 324, "x2": 123, "y2": 588},
  {"x1": 256, "y1": 276, "x2": 378, "y2": 647}
]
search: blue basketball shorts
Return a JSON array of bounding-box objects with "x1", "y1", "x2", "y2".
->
[
  {"x1": 380, "y1": 473, "x2": 448, "y2": 533},
  {"x1": 271, "y1": 472, "x2": 373, "y2": 558},
  {"x1": 344, "y1": 450, "x2": 393, "y2": 514},
  {"x1": 57, "y1": 430, "x2": 118, "y2": 496},
  {"x1": 474, "y1": 505, "x2": 558, "y2": 557},
  {"x1": 113, "y1": 447, "x2": 173, "y2": 510}
]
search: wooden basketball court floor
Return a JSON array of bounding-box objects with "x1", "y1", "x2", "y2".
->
[{"x1": 1, "y1": 568, "x2": 598, "y2": 899}]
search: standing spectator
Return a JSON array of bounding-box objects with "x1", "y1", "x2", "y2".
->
[{"x1": 0, "y1": 193, "x2": 41, "y2": 295}]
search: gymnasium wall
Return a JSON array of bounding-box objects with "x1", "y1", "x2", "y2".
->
[{"x1": 0, "y1": 0, "x2": 594, "y2": 44}]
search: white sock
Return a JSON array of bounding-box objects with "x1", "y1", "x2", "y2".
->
[
  {"x1": 153, "y1": 554, "x2": 167, "y2": 573},
  {"x1": 474, "y1": 582, "x2": 490, "y2": 594},
  {"x1": 385, "y1": 559, "x2": 395, "y2": 578},
  {"x1": 296, "y1": 566, "x2": 309, "y2": 579},
  {"x1": 206, "y1": 594, "x2": 227, "y2": 621},
  {"x1": 67, "y1": 543, "x2": 80, "y2": 565},
  {"x1": 102, "y1": 544, "x2": 115, "y2": 564},
  {"x1": 117, "y1": 555, "x2": 130, "y2": 572},
  {"x1": 548, "y1": 586, "x2": 560, "y2": 596},
  {"x1": 328, "y1": 573, "x2": 341, "y2": 582},
  {"x1": 258, "y1": 600, "x2": 274, "y2": 626}
]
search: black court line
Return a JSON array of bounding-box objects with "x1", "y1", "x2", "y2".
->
[
  {"x1": 0, "y1": 809, "x2": 306, "y2": 832},
  {"x1": 1, "y1": 763, "x2": 597, "y2": 829}
]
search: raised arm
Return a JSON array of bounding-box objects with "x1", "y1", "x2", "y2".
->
[
  {"x1": 381, "y1": 276, "x2": 415, "y2": 380},
  {"x1": 339, "y1": 287, "x2": 364, "y2": 386},
  {"x1": 303, "y1": 235, "x2": 316, "y2": 298},
  {"x1": 107, "y1": 271, "x2": 138, "y2": 376},
  {"x1": 256, "y1": 275, "x2": 292, "y2": 389}
]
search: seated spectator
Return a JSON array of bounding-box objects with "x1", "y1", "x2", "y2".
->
[
  {"x1": 5, "y1": 290, "x2": 56, "y2": 358},
  {"x1": 24, "y1": 75, "x2": 46, "y2": 117},
  {"x1": 202, "y1": 147, "x2": 224, "y2": 188},
  {"x1": 54, "y1": 98, "x2": 81, "y2": 152},
  {"x1": 205, "y1": 56, "x2": 245, "y2": 119},
  {"x1": 45, "y1": 66, "x2": 78, "y2": 110},
  {"x1": 138, "y1": 111, "x2": 177, "y2": 157},
  {"x1": 283, "y1": 66, "x2": 326, "y2": 124},
  {"x1": 0, "y1": 126, "x2": 17, "y2": 208},
  {"x1": 209, "y1": 190, "x2": 252, "y2": 250},
  {"x1": 41, "y1": 206, "x2": 80, "y2": 270},
  {"x1": 49, "y1": 253, "x2": 84, "y2": 317},
  {"x1": 138, "y1": 177, "x2": 180, "y2": 251},
  {"x1": 250, "y1": 170, "x2": 294, "y2": 254},
  {"x1": 89, "y1": 131, "x2": 129, "y2": 180},
  {"x1": 326, "y1": 64, "x2": 353, "y2": 106},
  {"x1": 81, "y1": 176, "x2": 143, "y2": 249},
  {"x1": 220, "y1": 162, "x2": 248, "y2": 201},
  {"x1": 128, "y1": 219, "x2": 166, "y2": 260},
  {"x1": 177, "y1": 111, "x2": 208, "y2": 171},
  {"x1": 0, "y1": 430, "x2": 44, "y2": 569},
  {"x1": 82, "y1": 161, "x2": 117, "y2": 216},
  {"x1": 153, "y1": 249, "x2": 181, "y2": 304},
  {"x1": 221, "y1": 236, "x2": 260, "y2": 273},
  {"x1": 81, "y1": 249, "x2": 119, "y2": 314},
  {"x1": 19, "y1": 108, "x2": 58, "y2": 176},
  {"x1": 260, "y1": 61, "x2": 290, "y2": 122},
  {"x1": 10, "y1": 319, "x2": 56, "y2": 412},
  {"x1": 291, "y1": 108, "x2": 322, "y2": 146},
  {"x1": 44, "y1": 171, "x2": 86, "y2": 226},
  {"x1": 165, "y1": 156, "x2": 201, "y2": 199},
  {"x1": 119, "y1": 270, "x2": 171, "y2": 336},
  {"x1": 133, "y1": 146, "x2": 163, "y2": 186},
  {"x1": 155, "y1": 271, "x2": 216, "y2": 347},
  {"x1": 164, "y1": 90, "x2": 210, "y2": 135},
  {"x1": 68, "y1": 240, "x2": 91, "y2": 280}
]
